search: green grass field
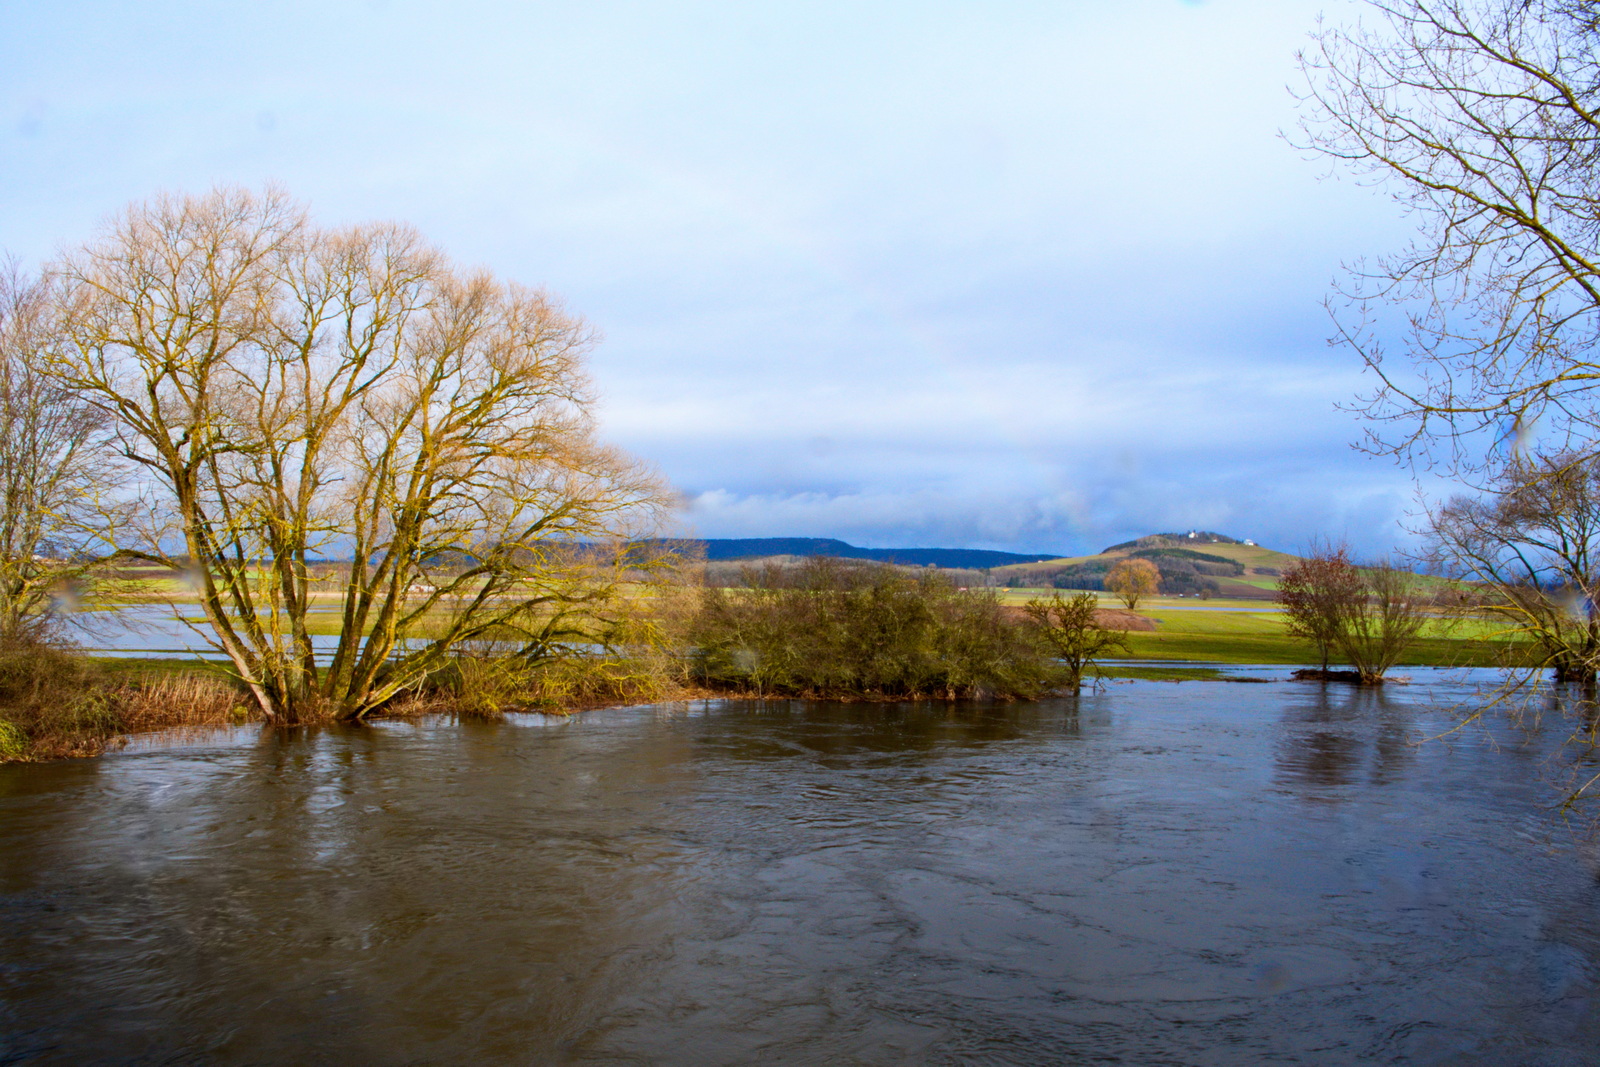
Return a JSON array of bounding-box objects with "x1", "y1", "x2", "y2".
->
[
  {"x1": 1097, "y1": 664, "x2": 1233, "y2": 681},
  {"x1": 1121, "y1": 608, "x2": 1509, "y2": 667}
]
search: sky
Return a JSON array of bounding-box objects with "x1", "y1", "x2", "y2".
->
[{"x1": 0, "y1": 0, "x2": 1440, "y2": 557}]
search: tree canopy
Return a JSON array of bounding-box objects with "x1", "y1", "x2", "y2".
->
[{"x1": 49, "y1": 187, "x2": 669, "y2": 722}]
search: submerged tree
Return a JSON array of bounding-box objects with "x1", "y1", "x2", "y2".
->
[
  {"x1": 1337, "y1": 561, "x2": 1434, "y2": 684},
  {"x1": 1277, "y1": 544, "x2": 1431, "y2": 684},
  {"x1": 1022, "y1": 591, "x2": 1129, "y2": 690},
  {"x1": 1277, "y1": 543, "x2": 1364, "y2": 672},
  {"x1": 50, "y1": 187, "x2": 668, "y2": 723}
]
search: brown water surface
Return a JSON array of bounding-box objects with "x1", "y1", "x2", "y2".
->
[{"x1": 2, "y1": 679, "x2": 1599, "y2": 1064}]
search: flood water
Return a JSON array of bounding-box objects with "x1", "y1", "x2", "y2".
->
[{"x1": 3, "y1": 677, "x2": 1599, "y2": 1065}]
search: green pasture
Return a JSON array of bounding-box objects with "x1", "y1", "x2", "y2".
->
[
  {"x1": 1123, "y1": 607, "x2": 1511, "y2": 667},
  {"x1": 85, "y1": 656, "x2": 241, "y2": 680}
]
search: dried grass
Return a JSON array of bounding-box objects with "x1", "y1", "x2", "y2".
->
[
  {"x1": 113, "y1": 672, "x2": 249, "y2": 733},
  {"x1": 0, "y1": 645, "x2": 252, "y2": 761}
]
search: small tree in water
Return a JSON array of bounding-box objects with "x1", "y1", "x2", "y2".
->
[
  {"x1": 1337, "y1": 561, "x2": 1432, "y2": 685},
  {"x1": 1023, "y1": 592, "x2": 1129, "y2": 690},
  {"x1": 1277, "y1": 544, "x2": 1430, "y2": 684},
  {"x1": 1277, "y1": 544, "x2": 1361, "y2": 673}
]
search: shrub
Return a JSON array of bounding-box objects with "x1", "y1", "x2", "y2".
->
[
  {"x1": 0, "y1": 641, "x2": 249, "y2": 761},
  {"x1": 1023, "y1": 592, "x2": 1130, "y2": 689},
  {"x1": 0, "y1": 643, "x2": 120, "y2": 759},
  {"x1": 435, "y1": 646, "x2": 684, "y2": 717},
  {"x1": 687, "y1": 559, "x2": 1061, "y2": 699}
]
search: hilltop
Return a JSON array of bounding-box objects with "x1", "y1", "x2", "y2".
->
[{"x1": 991, "y1": 531, "x2": 1299, "y2": 599}]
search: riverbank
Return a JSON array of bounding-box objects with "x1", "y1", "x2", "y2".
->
[
  {"x1": 0, "y1": 648, "x2": 699, "y2": 761},
  {"x1": 0, "y1": 591, "x2": 1519, "y2": 762},
  {"x1": 0, "y1": 651, "x2": 247, "y2": 761}
]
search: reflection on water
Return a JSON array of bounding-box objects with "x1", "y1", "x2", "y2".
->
[
  {"x1": 1275, "y1": 684, "x2": 1419, "y2": 792},
  {"x1": 2, "y1": 681, "x2": 1599, "y2": 1065}
]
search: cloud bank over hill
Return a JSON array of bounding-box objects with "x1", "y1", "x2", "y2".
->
[{"x1": 0, "y1": 0, "x2": 1423, "y2": 558}]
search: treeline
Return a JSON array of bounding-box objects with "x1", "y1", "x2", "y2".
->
[
  {"x1": 700, "y1": 556, "x2": 1001, "y2": 589},
  {"x1": 1101, "y1": 531, "x2": 1243, "y2": 551},
  {"x1": 1, "y1": 554, "x2": 1138, "y2": 759}
]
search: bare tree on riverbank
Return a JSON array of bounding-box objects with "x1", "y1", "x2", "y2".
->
[
  {"x1": 49, "y1": 187, "x2": 670, "y2": 723},
  {"x1": 0, "y1": 260, "x2": 117, "y2": 646},
  {"x1": 1023, "y1": 592, "x2": 1129, "y2": 690},
  {"x1": 1429, "y1": 451, "x2": 1600, "y2": 687},
  {"x1": 1298, "y1": 0, "x2": 1600, "y2": 814}
]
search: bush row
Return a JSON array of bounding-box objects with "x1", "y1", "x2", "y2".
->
[{"x1": 687, "y1": 559, "x2": 1064, "y2": 699}]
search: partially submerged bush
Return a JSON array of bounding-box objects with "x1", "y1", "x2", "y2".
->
[
  {"x1": 0, "y1": 641, "x2": 248, "y2": 761},
  {"x1": 414, "y1": 599, "x2": 693, "y2": 717},
  {"x1": 0, "y1": 642, "x2": 120, "y2": 759},
  {"x1": 434, "y1": 647, "x2": 684, "y2": 717},
  {"x1": 1023, "y1": 592, "x2": 1130, "y2": 689},
  {"x1": 687, "y1": 558, "x2": 1061, "y2": 699}
]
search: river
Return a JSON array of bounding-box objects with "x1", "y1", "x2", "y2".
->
[{"x1": 2, "y1": 676, "x2": 1598, "y2": 1064}]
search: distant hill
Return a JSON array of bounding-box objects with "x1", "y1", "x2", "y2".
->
[
  {"x1": 645, "y1": 538, "x2": 1063, "y2": 569},
  {"x1": 990, "y1": 532, "x2": 1298, "y2": 599}
]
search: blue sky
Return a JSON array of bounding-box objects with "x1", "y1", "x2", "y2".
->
[{"x1": 0, "y1": 0, "x2": 1439, "y2": 557}]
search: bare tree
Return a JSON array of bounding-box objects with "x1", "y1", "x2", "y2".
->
[
  {"x1": 50, "y1": 188, "x2": 669, "y2": 723},
  {"x1": 1022, "y1": 592, "x2": 1129, "y2": 690},
  {"x1": 1297, "y1": 0, "x2": 1600, "y2": 471},
  {"x1": 1338, "y1": 560, "x2": 1434, "y2": 684},
  {"x1": 1277, "y1": 544, "x2": 1431, "y2": 683},
  {"x1": 1429, "y1": 450, "x2": 1600, "y2": 684},
  {"x1": 1277, "y1": 542, "x2": 1364, "y2": 671},
  {"x1": 1106, "y1": 557, "x2": 1159, "y2": 610},
  {"x1": 0, "y1": 260, "x2": 116, "y2": 646}
]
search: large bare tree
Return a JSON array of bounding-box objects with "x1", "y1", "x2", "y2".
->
[
  {"x1": 51, "y1": 188, "x2": 668, "y2": 723},
  {"x1": 0, "y1": 260, "x2": 116, "y2": 645},
  {"x1": 1298, "y1": 0, "x2": 1600, "y2": 471}
]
